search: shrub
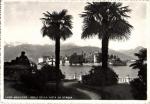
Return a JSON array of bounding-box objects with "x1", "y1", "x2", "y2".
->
[
  {"x1": 130, "y1": 78, "x2": 147, "y2": 99},
  {"x1": 40, "y1": 64, "x2": 65, "y2": 81},
  {"x1": 82, "y1": 66, "x2": 118, "y2": 86},
  {"x1": 130, "y1": 48, "x2": 147, "y2": 99},
  {"x1": 20, "y1": 72, "x2": 46, "y2": 90},
  {"x1": 20, "y1": 64, "x2": 65, "y2": 90}
]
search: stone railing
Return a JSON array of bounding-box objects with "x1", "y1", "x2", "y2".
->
[
  {"x1": 64, "y1": 74, "x2": 136, "y2": 84},
  {"x1": 118, "y1": 77, "x2": 136, "y2": 84}
]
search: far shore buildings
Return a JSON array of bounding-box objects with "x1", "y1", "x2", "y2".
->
[
  {"x1": 37, "y1": 56, "x2": 55, "y2": 69},
  {"x1": 37, "y1": 51, "x2": 127, "y2": 68},
  {"x1": 37, "y1": 51, "x2": 102, "y2": 68},
  {"x1": 83, "y1": 51, "x2": 101, "y2": 63}
]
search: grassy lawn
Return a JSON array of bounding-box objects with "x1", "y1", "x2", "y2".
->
[
  {"x1": 4, "y1": 80, "x2": 26, "y2": 98},
  {"x1": 101, "y1": 84, "x2": 134, "y2": 99},
  {"x1": 72, "y1": 82, "x2": 134, "y2": 100},
  {"x1": 4, "y1": 80, "x2": 90, "y2": 99},
  {"x1": 4, "y1": 80, "x2": 134, "y2": 100}
]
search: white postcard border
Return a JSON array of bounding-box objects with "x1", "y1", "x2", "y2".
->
[{"x1": 1, "y1": 0, "x2": 150, "y2": 104}]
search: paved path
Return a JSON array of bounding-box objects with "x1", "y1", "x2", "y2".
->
[
  {"x1": 4, "y1": 81, "x2": 26, "y2": 97},
  {"x1": 63, "y1": 81, "x2": 101, "y2": 100},
  {"x1": 4, "y1": 80, "x2": 101, "y2": 99}
]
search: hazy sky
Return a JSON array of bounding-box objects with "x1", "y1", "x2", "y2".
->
[{"x1": 4, "y1": 1, "x2": 148, "y2": 50}]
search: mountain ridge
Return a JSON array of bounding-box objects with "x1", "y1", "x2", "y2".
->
[
  {"x1": 4, "y1": 44, "x2": 141, "y2": 63},
  {"x1": 119, "y1": 46, "x2": 145, "y2": 59}
]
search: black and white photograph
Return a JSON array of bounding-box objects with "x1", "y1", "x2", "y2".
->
[{"x1": 1, "y1": 0, "x2": 149, "y2": 102}]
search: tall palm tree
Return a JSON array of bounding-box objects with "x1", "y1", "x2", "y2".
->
[
  {"x1": 81, "y1": 2, "x2": 133, "y2": 69},
  {"x1": 41, "y1": 9, "x2": 72, "y2": 90}
]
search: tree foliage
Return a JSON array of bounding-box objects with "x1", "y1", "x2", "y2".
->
[
  {"x1": 41, "y1": 9, "x2": 73, "y2": 73},
  {"x1": 130, "y1": 48, "x2": 147, "y2": 83},
  {"x1": 81, "y1": 2, "x2": 133, "y2": 40},
  {"x1": 130, "y1": 48, "x2": 147, "y2": 99},
  {"x1": 41, "y1": 9, "x2": 73, "y2": 40},
  {"x1": 81, "y1": 2, "x2": 133, "y2": 69},
  {"x1": 82, "y1": 66, "x2": 118, "y2": 86}
]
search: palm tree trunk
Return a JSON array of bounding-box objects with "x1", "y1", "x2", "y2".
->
[
  {"x1": 102, "y1": 36, "x2": 109, "y2": 69},
  {"x1": 55, "y1": 37, "x2": 60, "y2": 97},
  {"x1": 55, "y1": 38, "x2": 60, "y2": 71},
  {"x1": 101, "y1": 36, "x2": 109, "y2": 86}
]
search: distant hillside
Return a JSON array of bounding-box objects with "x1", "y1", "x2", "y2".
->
[
  {"x1": 120, "y1": 46, "x2": 145, "y2": 59},
  {"x1": 4, "y1": 44, "x2": 134, "y2": 63},
  {"x1": 61, "y1": 46, "x2": 134, "y2": 60},
  {"x1": 4, "y1": 44, "x2": 54, "y2": 63},
  {"x1": 60, "y1": 46, "x2": 100, "y2": 56}
]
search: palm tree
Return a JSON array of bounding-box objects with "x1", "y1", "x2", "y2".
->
[
  {"x1": 41, "y1": 9, "x2": 72, "y2": 92},
  {"x1": 81, "y1": 2, "x2": 133, "y2": 69},
  {"x1": 130, "y1": 48, "x2": 147, "y2": 83},
  {"x1": 130, "y1": 48, "x2": 147, "y2": 99}
]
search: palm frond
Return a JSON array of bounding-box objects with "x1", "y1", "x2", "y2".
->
[
  {"x1": 43, "y1": 13, "x2": 51, "y2": 18},
  {"x1": 41, "y1": 24, "x2": 48, "y2": 37},
  {"x1": 60, "y1": 26, "x2": 73, "y2": 40},
  {"x1": 135, "y1": 48, "x2": 147, "y2": 60},
  {"x1": 81, "y1": 2, "x2": 133, "y2": 41},
  {"x1": 81, "y1": 17, "x2": 100, "y2": 39},
  {"x1": 59, "y1": 9, "x2": 67, "y2": 18},
  {"x1": 109, "y1": 19, "x2": 133, "y2": 40},
  {"x1": 63, "y1": 15, "x2": 73, "y2": 29},
  {"x1": 41, "y1": 9, "x2": 73, "y2": 41},
  {"x1": 46, "y1": 11, "x2": 51, "y2": 16},
  {"x1": 41, "y1": 24, "x2": 58, "y2": 40},
  {"x1": 130, "y1": 48, "x2": 147, "y2": 70}
]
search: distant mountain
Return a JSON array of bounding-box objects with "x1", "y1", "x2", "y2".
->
[
  {"x1": 60, "y1": 46, "x2": 100, "y2": 56},
  {"x1": 4, "y1": 44, "x2": 54, "y2": 63},
  {"x1": 60, "y1": 46, "x2": 134, "y2": 60},
  {"x1": 60, "y1": 43, "x2": 80, "y2": 50},
  {"x1": 4, "y1": 43, "x2": 134, "y2": 63},
  {"x1": 120, "y1": 46, "x2": 145, "y2": 59},
  {"x1": 4, "y1": 43, "x2": 80, "y2": 63}
]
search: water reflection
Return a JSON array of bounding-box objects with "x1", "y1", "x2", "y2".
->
[{"x1": 60, "y1": 62, "x2": 138, "y2": 79}]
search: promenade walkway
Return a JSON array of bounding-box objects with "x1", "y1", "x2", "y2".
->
[{"x1": 63, "y1": 81, "x2": 101, "y2": 100}]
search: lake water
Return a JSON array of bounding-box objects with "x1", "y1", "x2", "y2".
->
[{"x1": 60, "y1": 62, "x2": 138, "y2": 79}]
